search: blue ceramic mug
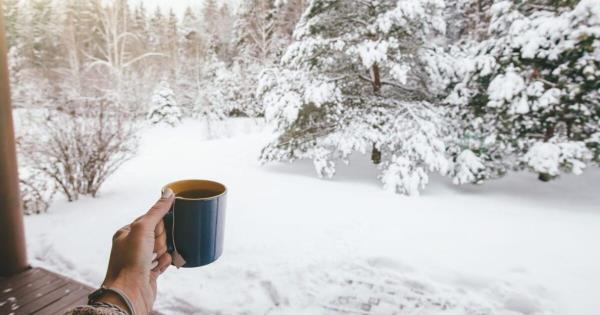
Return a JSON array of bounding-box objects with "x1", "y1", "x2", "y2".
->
[{"x1": 162, "y1": 179, "x2": 226, "y2": 268}]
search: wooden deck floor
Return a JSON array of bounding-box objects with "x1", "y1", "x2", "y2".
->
[
  {"x1": 0, "y1": 268, "x2": 162, "y2": 315},
  {"x1": 0, "y1": 267, "x2": 92, "y2": 315}
]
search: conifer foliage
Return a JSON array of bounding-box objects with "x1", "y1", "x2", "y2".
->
[
  {"x1": 4, "y1": 0, "x2": 600, "y2": 200},
  {"x1": 259, "y1": 0, "x2": 452, "y2": 195},
  {"x1": 448, "y1": 0, "x2": 600, "y2": 183},
  {"x1": 147, "y1": 81, "x2": 182, "y2": 126}
]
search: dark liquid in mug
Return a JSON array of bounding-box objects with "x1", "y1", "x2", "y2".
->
[{"x1": 177, "y1": 189, "x2": 220, "y2": 199}]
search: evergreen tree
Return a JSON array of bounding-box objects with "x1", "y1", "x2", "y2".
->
[
  {"x1": 69, "y1": 0, "x2": 104, "y2": 59},
  {"x1": 448, "y1": 0, "x2": 600, "y2": 183},
  {"x1": 274, "y1": 0, "x2": 309, "y2": 41},
  {"x1": 201, "y1": 0, "x2": 229, "y2": 57},
  {"x1": 258, "y1": 0, "x2": 451, "y2": 195},
  {"x1": 195, "y1": 55, "x2": 234, "y2": 122},
  {"x1": 115, "y1": 0, "x2": 131, "y2": 31},
  {"x1": 201, "y1": 0, "x2": 217, "y2": 39},
  {"x1": 57, "y1": 0, "x2": 88, "y2": 100},
  {"x1": 181, "y1": 6, "x2": 198, "y2": 38},
  {"x1": 147, "y1": 81, "x2": 182, "y2": 126},
  {"x1": 177, "y1": 6, "x2": 202, "y2": 113},
  {"x1": 202, "y1": 0, "x2": 219, "y2": 35},
  {"x1": 22, "y1": 0, "x2": 61, "y2": 68},
  {"x1": 132, "y1": 2, "x2": 149, "y2": 53},
  {"x1": 181, "y1": 6, "x2": 201, "y2": 54},
  {"x1": 148, "y1": 6, "x2": 166, "y2": 53},
  {"x1": 218, "y1": 3, "x2": 235, "y2": 60},
  {"x1": 234, "y1": 0, "x2": 281, "y2": 65},
  {"x1": 230, "y1": 0, "x2": 298, "y2": 118},
  {"x1": 445, "y1": 0, "x2": 493, "y2": 43},
  {"x1": 2, "y1": 0, "x2": 21, "y2": 49},
  {"x1": 166, "y1": 9, "x2": 179, "y2": 69}
]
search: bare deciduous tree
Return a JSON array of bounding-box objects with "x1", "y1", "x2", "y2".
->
[{"x1": 21, "y1": 99, "x2": 138, "y2": 201}]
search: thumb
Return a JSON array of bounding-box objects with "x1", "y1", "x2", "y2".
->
[{"x1": 141, "y1": 189, "x2": 175, "y2": 229}]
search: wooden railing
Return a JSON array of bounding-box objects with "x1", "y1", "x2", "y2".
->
[{"x1": 0, "y1": 0, "x2": 28, "y2": 276}]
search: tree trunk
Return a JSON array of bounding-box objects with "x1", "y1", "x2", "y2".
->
[
  {"x1": 538, "y1": 173, "x2": 553, "y2": 182},
  {"x1": 370, "y1": 64, "x2": 382, "y2": 165},
  {"x1": 543, "y1": 123, "x2": 555, "y2": 142},
  {"x1": 371, "y1": 63, "x2": 381, "y2": 94},
  {"x1": 371, "y1": 144, "x2": 381, "y2": 165},
  {"x1": 538, "y1": 123, "x2": 556, "y2": 182}
]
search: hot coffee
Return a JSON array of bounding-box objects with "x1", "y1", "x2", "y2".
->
[{"x1": 176, "y1": 189, "x2": 221, "y2": 199}]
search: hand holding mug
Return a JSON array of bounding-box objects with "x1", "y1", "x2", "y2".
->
[
  {"x1": 98, "y1": 189, "x2": 175, "y2": 314},
  {"x1": 95, "y1": 180, "x2": 227, "y2": 314}
]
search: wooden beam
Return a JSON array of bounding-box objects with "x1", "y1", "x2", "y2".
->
[{"x1": 0, "y1": 0, "x2": 28, "y2": 276}]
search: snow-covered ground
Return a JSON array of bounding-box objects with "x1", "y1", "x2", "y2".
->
[{"x1": 25, "y1": 119, "x2": 600, "y2": 315}]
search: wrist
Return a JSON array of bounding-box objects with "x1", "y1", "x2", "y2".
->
[
  {"x1": 94, "y1": 290, "x2": 132, "y2": 314},
  {"x1": 101, "y1": 276, "x2": 141, "y2": 315}
]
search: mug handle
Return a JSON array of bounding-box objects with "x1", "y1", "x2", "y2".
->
[
  {"x1": 164, "y1": 208, "x2": 175, "y2": 254},
  {"x1": 163, "y1": 202, "x2": 186, "y2": 267}
]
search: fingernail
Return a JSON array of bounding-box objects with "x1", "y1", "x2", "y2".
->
[
  {"x1": 151, "y1": 260, "x2": 158, "y2": 270},
  {"x1": 152, "y1": 252, "x2": 157, "y2": 261},
  {"x1": 172, "y1": 251, "x2": 186, "y2": 268},
  {"x1": 162, "y1": 188, "x2": 174, "y2": 199}
]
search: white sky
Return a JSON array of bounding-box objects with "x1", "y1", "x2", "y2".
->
[{"x1": 129, "y1": 0, "x2": 239, "y2": 16}]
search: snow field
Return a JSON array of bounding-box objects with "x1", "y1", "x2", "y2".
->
[{"x1": 25, "y1": 119, "x2": 600, "y2": 315}]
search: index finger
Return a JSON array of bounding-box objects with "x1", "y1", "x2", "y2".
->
[{"x1": 142, "y1": 188, "x2": 175, "y2": 228}]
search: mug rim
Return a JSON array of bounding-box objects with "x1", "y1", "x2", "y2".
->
[{"x1": 162, "y1": 179, "x2": 227, "y2": 201}]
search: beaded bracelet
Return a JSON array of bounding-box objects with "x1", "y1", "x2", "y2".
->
[{"x1": 88, "y1": 286, "x2": 136, "y2": 315}]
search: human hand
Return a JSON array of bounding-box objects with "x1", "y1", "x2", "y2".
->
[{"x1": 98, "y1": 189, "x2": 175, "y2": 314}]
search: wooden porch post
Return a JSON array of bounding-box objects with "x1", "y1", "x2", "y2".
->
[{"x1": 0, "y1": 0, "x2": 28, "y2": 276}]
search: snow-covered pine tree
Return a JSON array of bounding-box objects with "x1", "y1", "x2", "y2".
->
[
  {"x1": 131, "y1": 2, "x2": 150, "y2": 55},
  {"x1": 194, "y1": 54, "x2": 233, "y2": 121},
  {"x1": 181, "y1": 6, "x2": 199, "y2": 42},
  {"x1": 166, "y1": 9, "x2": 179, "y2": 63},
  {"x1": 25, "y1": 0, "x2": 60, "y2": 66},
  {"x1": 132, "y1": 3, "x2": 148, "y2": 35},
  {"x1": 202, "y1": 0, "x2": 219, "y2": 35},
  {"x1": 147, "y1": 81, "x2": 182, "y2": 126},
  {"x1": 234, "y1": 0, "x2": 282, "y2": 64},
  {"x1": 447, "y1": 0, "x2": 600, "y2": 183},
  {"x1": 201, "y1": 0, "x2": 228, "y2": 57},
  {"x1": 6, "y1": 0, "x2": 58, "y2": 109},
  {"x1": 258, "y1": 0, "x2": 453, "y2": 195},
  {"x1": 148, "y1": 6, "x2": 166, "y2": 53},
  {"x1": 218, "y1": 3, "x2": 235, "y2": 60},
  {"x1": 274, "y1": 0, "x2": 309, "y2": 41},
  {"x1": 230, "y1": 0, "x2": 288, "y2": 117},
  {"x1": 176, "y1": 7, "x2": 203, "y2": 112},
  {"x1": 445, "y1": 0, "x2": 493, "y2": 43},
  {"x1": 235, "y1": 0, "x2": 308, "y2": 63},
  {"x1": 2, "y1": 0, "x2": 21, "y2": 50}
]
